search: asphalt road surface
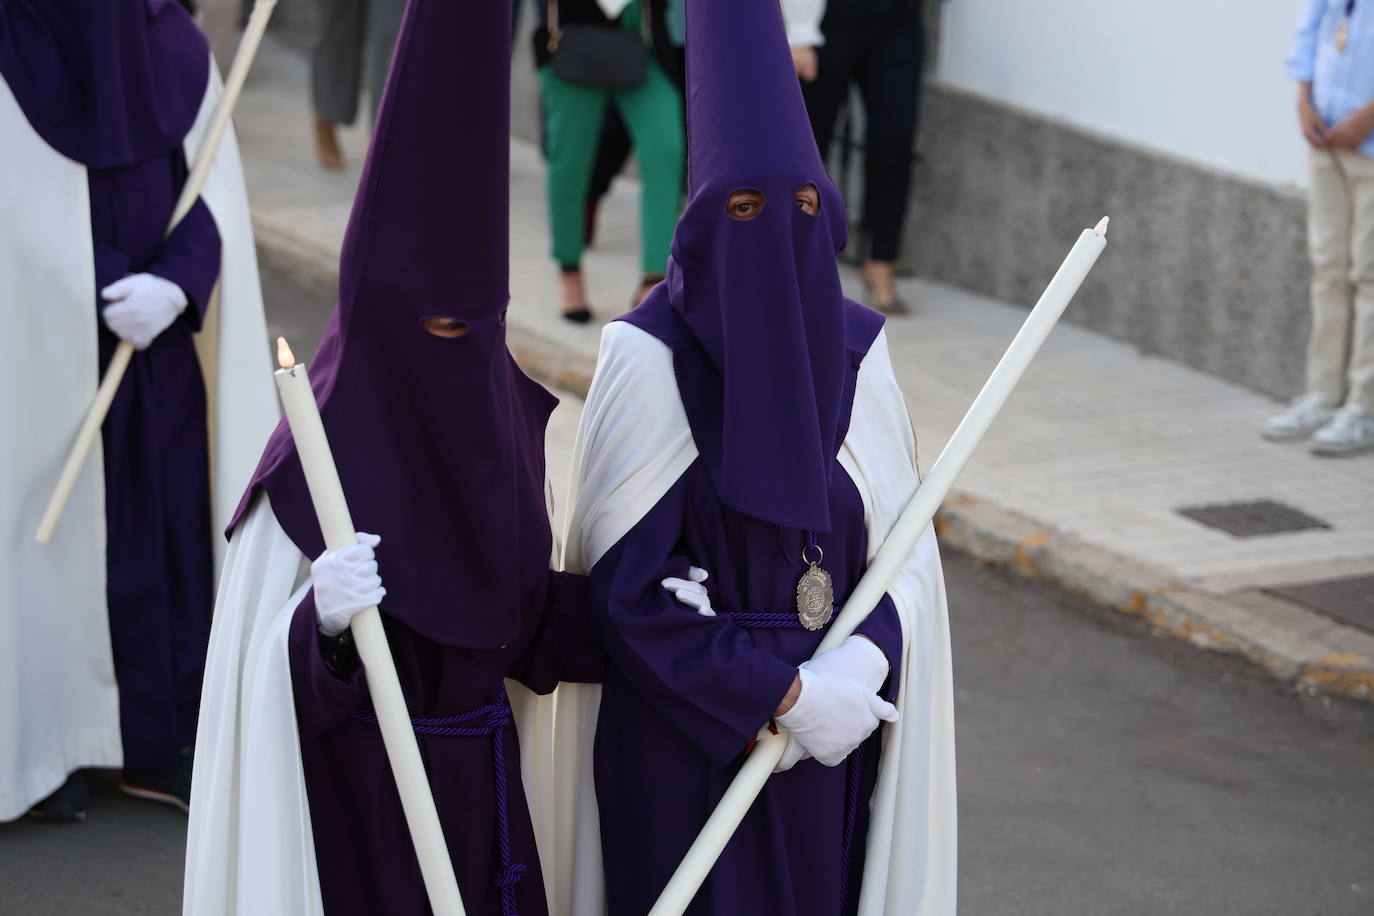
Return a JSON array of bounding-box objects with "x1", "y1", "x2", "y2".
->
[{"x1": 3, "y1": 254, "x2": 1369, "y2": 915}]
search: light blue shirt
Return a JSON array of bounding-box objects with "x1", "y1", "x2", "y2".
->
[{"x1": 1287, "y1": 0, "x2": 1374, "y2": 158}]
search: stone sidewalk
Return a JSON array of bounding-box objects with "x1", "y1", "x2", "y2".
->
[{"x1": 235, "y1": 35, "x2": 1374, "y2": 702}]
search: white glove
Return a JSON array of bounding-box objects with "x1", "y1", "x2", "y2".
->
[
  {"x1": 776, "y1": 638, "x2": 890, "y2": 773},
  {"x1": 661, "y1": 566, "x2": 714, "y2": 616},
  {"x1": 101, "y1": 273, "x2": 188, "y2": 349},
  {"x1": 775, "y1": 668, "x2": 899, "y2": 767},
  {"x1": 774, "y1": 730, "x2": 812, "y2": 773},
  {"x1": 803, "y1": 635, "x2": 890, "y2": 695},
  {"x1": 311, "y1": 532, "x2": 385, "y2": 637}
]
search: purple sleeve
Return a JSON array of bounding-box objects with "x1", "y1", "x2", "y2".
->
[
  {"x1": 146, "y1": 196, "x2": 221, "y2": 328},
  {"x1": 508, "y1": 571, "x2": 608, "y2": 694},
  {"x1": 93, "y1": 240, "x2": 133, "y2": 295},
  {"x1": 288, "y1": 590, "x2": 370, "y2": 740},
  {"x1": 854, "y1": 594, "x2": 902, "y2": 701},
  {"x1": 589, "y1": 479, "x2": 800, "y2": 766}
]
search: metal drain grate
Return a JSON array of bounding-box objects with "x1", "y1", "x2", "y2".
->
[
  {"x1": 1265, "y1": 574, "x2": 1374, "y2": 635},
  {"x1": 1176, "y1": 499, "x2": 1331, "y2": 538}
]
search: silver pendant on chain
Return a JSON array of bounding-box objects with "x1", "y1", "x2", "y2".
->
[{"x1": 796, "y1": 542, "x2": 835, "y2": 631}]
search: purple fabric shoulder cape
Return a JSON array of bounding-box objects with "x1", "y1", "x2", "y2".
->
[
  {"x1": 0, "y1": 0, "x2": 207, "y2": 167},
  {"x1": 232, "y1": 0, "x2": 559, "y2": 649},
  {"x1": 620, "y1": 0, "x2": 883, "y2": 533}
]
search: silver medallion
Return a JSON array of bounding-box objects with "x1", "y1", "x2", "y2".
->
[{"x1": 796, "y1": 559, "x2": 835, "y2": 631}]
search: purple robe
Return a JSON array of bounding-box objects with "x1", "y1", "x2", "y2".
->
[
  {"x1": 289, "y1": 568, "x2": 602, "y2": 916},
  {"x1": 590, "y1": 457, "x2": 902, "y2": 916},
  {"x1": 92, "y1": 147, "x2": 221, "y2": 771}
]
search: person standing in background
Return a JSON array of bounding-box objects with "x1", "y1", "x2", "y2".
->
[
  {"x1": 1266, "y1": 0, "x2": 1374, "y2": 456},
  {"x1": 310, "y1": 0, "x2": 405, "y2": 171},
  {"x1": 783, "y1": 0, "x2": 924, "y2": 316},
  {"x1": 534, "y1": 0, "x2": 685, "y2": 324},
  {"x1": 193, "y1": 0, "x2": 243, "y2": 75}
]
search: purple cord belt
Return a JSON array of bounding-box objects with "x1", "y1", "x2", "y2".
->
[
  {"x1": 720, "y1": 608, "x2": 866, "y2": 913},
  {"x1": 719, "y1": 607, "x2": 840, "y2": 630},
  {"x1": 353, "y1": 687, "x2": 525, "y2": 916}
]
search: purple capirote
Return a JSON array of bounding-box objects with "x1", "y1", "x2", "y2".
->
[
  {"x1": 594, "y1": 0, "x2": 904, "y2": 910},
  {"x1": 233, "y1": 0, "x2": 560, "y2": 650},
  {"x1": 230, "y1": 0, "x2": 605, "y2": 912},
  {"x1": 622, "y1": 0, "x2": 866, "y2": 534},
  {"x1": 0, "y1": 0, "x2": 208, "y2": 169}
]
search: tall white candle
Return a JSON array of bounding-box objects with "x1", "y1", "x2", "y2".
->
[
  {"x1": 273, "y1": 338, "x2": 467, "y2": 916},
  {"x1": 648, "y1": 218, "x2": 1111, "y2": 916}
]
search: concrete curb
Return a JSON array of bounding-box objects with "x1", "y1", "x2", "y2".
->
[
  {"x1": 251, "y1": 220, "x2": 1374, "y2": 707},
  {"x1": 934, "y1": 494, "x2": 1374, "y2": 704}
]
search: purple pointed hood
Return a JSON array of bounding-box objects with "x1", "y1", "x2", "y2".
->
[
  {"x1": 622, "y1": 0, "x2": 881, "y2": 532},
  {"x1": 0, "y1": 0, "x2": 207, "y2": 168},
  {"x1": 236, "y1": 0, "x2": 559, "y2": 648}
]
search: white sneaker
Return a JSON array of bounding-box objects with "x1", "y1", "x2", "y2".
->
[
  {"x1": 1310, "y1": 403, "x2": 1374, "y2": 457},
  {"x1": 1262, "y1": 392, "x2": 1334, "y2": 442}
]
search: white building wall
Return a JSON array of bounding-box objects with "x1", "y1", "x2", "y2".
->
[{"x1": 935, "y1": 0, "x2": 1311, "y2": 188}]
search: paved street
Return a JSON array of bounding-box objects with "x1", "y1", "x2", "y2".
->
[{"x1": 2, "y1": 256, "x2": 1370, "y2": 915}]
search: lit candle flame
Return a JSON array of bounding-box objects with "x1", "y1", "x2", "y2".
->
[
  {"x1": 277, "y1": 336, "x2": 297, "y2": 370},
  {"x1": 1094, "y1": 216, "x2": 1110, "y2": 236}
]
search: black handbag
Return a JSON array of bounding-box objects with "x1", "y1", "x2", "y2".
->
[{"x1": 545, "y1": 0, "x2": 650, "y2": 91}]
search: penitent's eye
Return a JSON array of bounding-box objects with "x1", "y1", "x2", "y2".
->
[
  {"x1": 726, "y1": 189, "x2": 766, "y2": 221},
  {"x1": 420, "y1": 316, "x2": 469, "y2": 338},
  {"x1": 794, "y1": 183, "x2": 820, "y2": 217}
]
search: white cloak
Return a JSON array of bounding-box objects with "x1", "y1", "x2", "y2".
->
[
  {"x1": 0, "y1": 58, "x2": 278, "y2": 821},
  {"x1": 517, "y1": 320, "x2": 958, "y2": 916}
]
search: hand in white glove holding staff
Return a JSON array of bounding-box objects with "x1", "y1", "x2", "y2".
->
[
  {"x1": 774, "y1": 666, "x2": 898, "y2": 769},
  {"x1": 100, "y1": 273, "x2": 188, "y2": 349}
]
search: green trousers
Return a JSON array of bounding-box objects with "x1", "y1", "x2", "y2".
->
[{"x1": 540, "y1": 62, "x2": 684, "y2": 274}]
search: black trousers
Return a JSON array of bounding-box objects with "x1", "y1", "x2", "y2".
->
[{"x1": 803, "y1": 7, "x2": 924, "y2": 262}]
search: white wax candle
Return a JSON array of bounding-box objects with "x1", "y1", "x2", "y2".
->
[
  {"x1": 273, "y1": 339, "x2": 466, "y2": 916},
  {"x1": 649, "y1": 218, "x2": 1111, "y2": 916}
]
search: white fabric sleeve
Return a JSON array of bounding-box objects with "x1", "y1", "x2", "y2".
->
[{"x1": 780, "y1": 0, "x2": 826, "y2": 47}]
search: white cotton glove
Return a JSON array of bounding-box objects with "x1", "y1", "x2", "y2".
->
[
  {"x1": 100, "y1": 273, "x2": 188, "y2": 349},
  {"x1": 311, "y1": 532, "x2": 386, "y2": 637},
  {"x1": 661, "y1": 566, "x2": 714, "y2": 616},
  {"x1": 774, "y1": 729, "x2": 812, "y2": 774},
  {"x1": 775, "y1": 668, "x2": 899, "y2": 768},
  {"x1": 775, "y1": 639, "x2": 890, "y2": 773},
  {"x1": 802, "y1": 635, "x2": 890, "y2": 695}
]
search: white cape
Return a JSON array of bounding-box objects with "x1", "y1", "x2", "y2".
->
[
  {"x1": 518, "y1": 320, "x2": 958, "y2": 916},
  {"x1": 0, "y1": 58, "x2": 278, "y2": 821}
]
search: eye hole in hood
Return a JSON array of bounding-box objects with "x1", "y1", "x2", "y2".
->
[{"x1": 420, "y1": 316, "x2": 469, "y2": 338}]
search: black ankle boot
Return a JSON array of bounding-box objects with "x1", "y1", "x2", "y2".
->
[{"x1": 27, "y1": 771, "x2": 90, "y2": 823}]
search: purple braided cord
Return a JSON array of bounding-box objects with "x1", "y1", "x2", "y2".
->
[
  {"x1": 491, "y1": 724, "x2": 526, "y2": 915},
  {"x1": 838, "y1": 742, "x2": 866, "y2": 913},
  {"x1": 352, "y1": 688, "x2": 524, "y2": 916},
  {"x1": 720, "y1": 608, "x2": 841, "y2": 630}
]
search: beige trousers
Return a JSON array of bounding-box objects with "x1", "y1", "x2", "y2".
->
[{"x1": 1307, "y1": 148, "x2": 1374, "y2": 410}]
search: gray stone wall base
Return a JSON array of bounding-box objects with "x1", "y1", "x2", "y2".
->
[{"x1": 894, "y1": 85, "x2": 1311, "y2": 401}]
